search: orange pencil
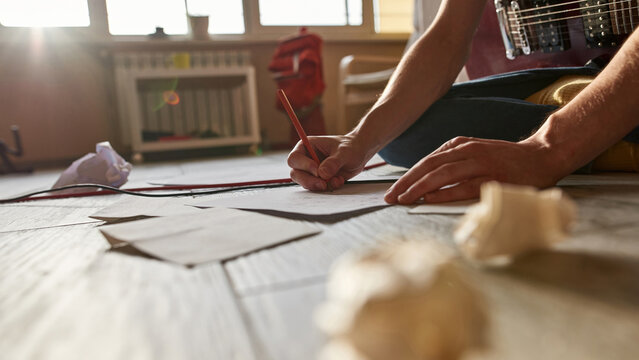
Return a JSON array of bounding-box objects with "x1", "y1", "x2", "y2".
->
[{"x1": 277, "y1": 89, "x2": 321, "y2": 165}]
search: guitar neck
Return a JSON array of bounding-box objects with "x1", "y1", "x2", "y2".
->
[{"x1": 496, "y1": 0, "x2": 638, "y2": 59}]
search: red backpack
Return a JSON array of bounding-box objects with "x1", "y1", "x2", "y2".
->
[{"x1": 269, "y1": 28, "x2": 326, "y2": 110}]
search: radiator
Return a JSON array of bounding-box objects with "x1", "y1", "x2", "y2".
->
[{"x1": 113, "y1": 50, "x2": 260, "y2": 157}]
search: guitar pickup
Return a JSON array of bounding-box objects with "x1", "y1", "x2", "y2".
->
[
  {"x1": 530, "y1": 0, "x2": 571, "y2": 53},
  {"x1": 581, "y1": 0, "x2": 622, "y2": 48}
]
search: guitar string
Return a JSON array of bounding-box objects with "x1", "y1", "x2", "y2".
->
[
  {"x1": 509, "y1": 22, "x2": 613, "y2": 47},
  {"x1": 498, "y1": 2, "x2": 637, "y2": 51},
  {"x1": 507, "y1": 6, "x2": 639, "y2": 29},
  {"x1": 511, "y1": 0, "x2": 630, "y2": 14},
  {"x1": 508, "y1": 20, "x2": 612, "y2": 47},
  {"x1": 508, "y1": 1, "x2": 638, "y2": 22},
  {"x1": 507, "y1": 0, "x2": 639, "y2": 22},
  {"x1": 509, "y1": 0, "x2": 639, "y2": 15},
  {"x1": 502, "y1": 2, "x2": 638, "y2": 48},
  {"x1": 510, "y1": 2, "x2": 622, "y2": 20},
  {"x1": 506, "y1": 12, "x2": 637, "y2": 43},
  {"x1": 508, "y1": 17, "x2": 617, "y2": 41}
]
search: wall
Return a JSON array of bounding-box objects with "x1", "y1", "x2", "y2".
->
[
  {"x1": 0, "y1": 35, "x2": 406, "y2": 167},
  {"x1": 0, "y1": 33, "x2": 117, "y2": 167}
]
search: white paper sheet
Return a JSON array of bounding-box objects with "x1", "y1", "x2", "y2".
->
[
  {"x1": 100, "y1": 208, "x2": 321, "y2": 265},
  {"x1": 189, "y1": 182, "x2": 392, "y2": 216},
  {"x1": 150, "y1": 161, "x2": 292, "y2": 186},
  {"x1": 408, "y1": 200, "x2": 477, "y2": 215},
  {"x1": 148, "y1": 153, "x2": 395, "y2": 186},
  {"x1": 90, "y1": 197, "x2": 201, "y2": 222},
  {"x1": 350, "y1": 163, "x2": 407, "y2": 182}
]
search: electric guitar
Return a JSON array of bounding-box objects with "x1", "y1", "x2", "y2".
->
[{"x1": 465, "y1": 0, "x2": 637, "y2": 79}]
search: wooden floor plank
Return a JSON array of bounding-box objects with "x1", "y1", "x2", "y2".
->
[
  {"x1": 0, "y1": 205, "x2": 103, "y2": 233},
  {"x1": 0, "y1": 224, "x2": 257, "y2": 360},
  {"x1": 241, "y1": 282, "x2": 327, "y2": 360}
]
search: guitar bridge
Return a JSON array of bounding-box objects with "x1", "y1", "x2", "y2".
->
[{"x1": 495, "y1": 0, "x2": 531, "y2": 59}]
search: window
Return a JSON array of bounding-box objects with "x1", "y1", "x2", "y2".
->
[
  {"x1": 106, "y1": 0, "x2": 244, "y2": 35},
  {"x1": 0, "y1": 0, "x2": 90, "y2": 27},
  {"x1": 106, "y1": 0, "x2": 188, "y2": 35},
  {"x1": 258, "y1": 0, "x2": 362, "y2": 26}
]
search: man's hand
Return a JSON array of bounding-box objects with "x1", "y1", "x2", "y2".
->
[
  {"x1": 384, "y1": 136, "x2": 562, "y2": 204},
  {"x1": 287, "y1": 135, "x2": 371, "y2": 191}
]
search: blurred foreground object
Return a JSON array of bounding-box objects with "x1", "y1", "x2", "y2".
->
[
  {"x1": 455, "y1": 182, "x2": 576, "y2": 261},
  {"x1": 52, "y1": 142, "x2": 132, "y2": 193},
  {"x1": 316, "y1": 241, "x2": 487, "y2": 360},
  {"x1": 0, "y1": 126, "x2": 32, "y2": 175}
]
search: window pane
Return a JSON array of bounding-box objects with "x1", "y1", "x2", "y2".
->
[
  {"x1": 205, "y1": 0, "x2": 245, "y2": 34},
  {"x1": 0, "y1": 0, "x2": 90, "y2": 27},
  {"x1": 347, "y1": 0, "x2": 363, "y2": 26},
  {"x1": 106, "y1": 0, "x2": 187, "y2": 35},
  {"x1": 106, "y1": 0, "x2": 244, "y2": 35},
  {"x1": 375, "y1": 0, "x2": 412, "y2": 33},
  {"x1": 259, "y1": 0, "x2": 362, "y2": 26}
]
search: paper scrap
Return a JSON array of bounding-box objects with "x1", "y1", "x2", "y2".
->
[
  {"x1": 455, "y1": 182, "x2": 576, "y2": 261},
  {"x1": 408, "y1": 200, "x2": 477, "y2": 215},
  {"x1": 53, "y1": 141, "x2": 132, "y2": 193},
  {"x1": 189, "y1": 182, "x2": 392, "y2": 216},
  {"x1": 90, "y1": 196, "x2": 201, "y2": 222},
  {"x1": 100, "y1": 208, "x2": 321, "y2": 265}
]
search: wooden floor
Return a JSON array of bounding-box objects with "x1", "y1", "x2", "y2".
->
[{"x1": 1, "y1": 154, "x2": 639, "y2": 360}]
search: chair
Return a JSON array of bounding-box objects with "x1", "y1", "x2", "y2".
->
[{"x1": 336, "y1": 55, "x2": 400, "y2": 134}]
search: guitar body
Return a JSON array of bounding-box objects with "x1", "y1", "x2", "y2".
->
[{"x1": 465, "y1": 0, "x2": 627, "y2": 79}]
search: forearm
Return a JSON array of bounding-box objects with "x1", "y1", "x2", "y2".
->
[
  {"x1": 346, "y1": 0, "x2": 487, "y2": 159},
  {"x1": 529, "y1": 29, "x2": 639, "y2": 177}
]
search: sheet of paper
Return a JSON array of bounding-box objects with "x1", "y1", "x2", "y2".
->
[
  {"x1": 408, "y1": 200, "x2": 477, "y2": 215},
  {"x1": 90, "y1": 197, "x2": 201, "y2": 222},
  {"x1": 100, "y1": 208, "x2": 321, "y2": 265},
  {"x1": 149, "y1": 153, "x2": 392, "y2": 186},
  {"x1": 150, "y1": 161, "x2": 292, "y2": 186},
  {"x1": 350, "y1": 163, "x2": 407, "y2": 182},
  {"x1": 189, "y1": 182, "x2": 392, "y2": 216}
]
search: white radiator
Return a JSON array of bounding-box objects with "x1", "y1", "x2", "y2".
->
[{"x1": 113, "y1": 50, "x2": 260, "y2": 158}]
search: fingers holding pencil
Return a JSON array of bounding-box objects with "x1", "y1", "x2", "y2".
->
[
  {"x1": 287, "y1": 135, "x2": 366, "y2": 191},
  {"x1": 278, "y1": 89, "x2": 369, "y2": 191},
  {"x1": 288, "y1": 136, "x2": 336, "y2": 191}
]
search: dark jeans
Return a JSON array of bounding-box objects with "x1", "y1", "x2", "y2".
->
[{"x1": 379, "y1": 65, "x2": 639, "y2": 168}]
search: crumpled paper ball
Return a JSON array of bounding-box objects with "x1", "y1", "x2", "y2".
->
[
  {"x1": 454, "y1": 181, "x2": 576, "y2": 261},
  {"x1": 315, "y1": 241, "x2": 487, "y2": 360},
  {"x1": 52, "y1": 141, "x2": 132, "y2": 192}
]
